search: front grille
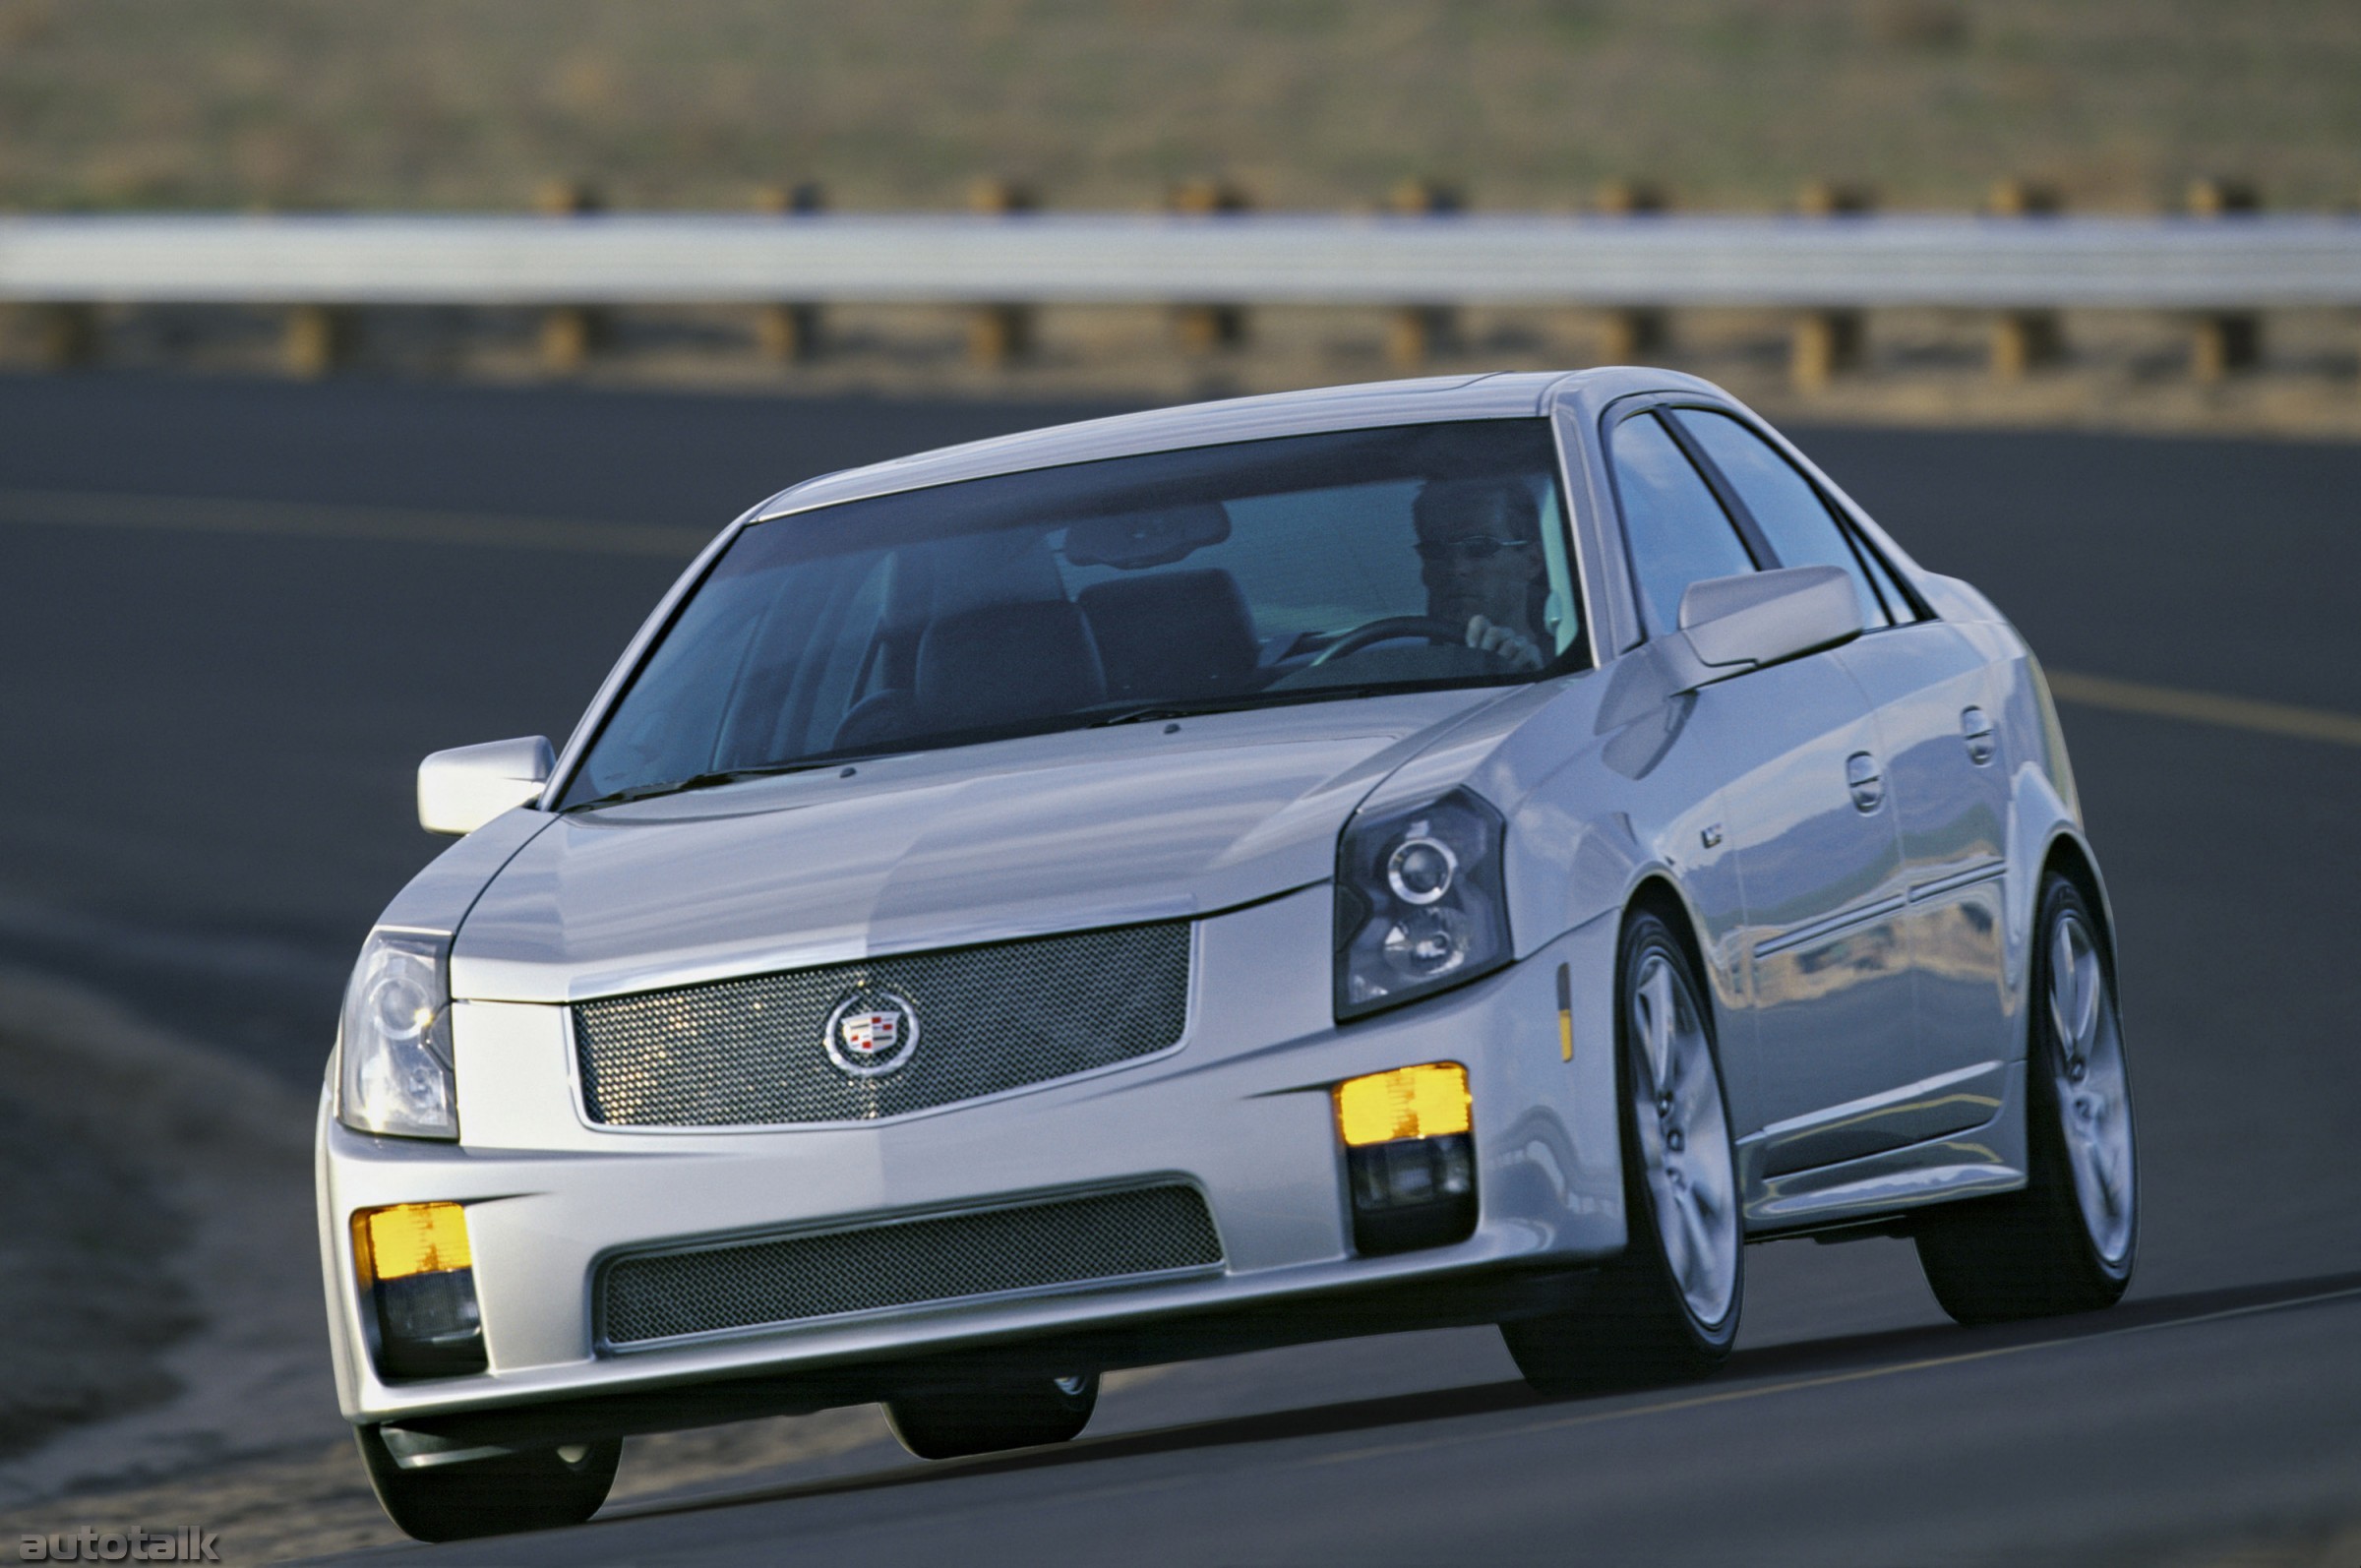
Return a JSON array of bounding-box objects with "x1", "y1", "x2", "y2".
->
[
  {"x1": 573, "y1": 921, "x2": 1190, "y2": 1127},
  {"x1": 598, "y1": 1183, "x2": 1223, "y2": 1348}
]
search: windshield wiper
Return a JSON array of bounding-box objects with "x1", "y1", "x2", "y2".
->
[
  {"x1": 1086, "y1": 685, "x2": 1404, "y2": 728},
  {"x1": 563, "y1": 754, "x2": 889, "y2": 813},
  {"x1": 1087, "y1": 698, "x2": 1269, "y2": 728}
]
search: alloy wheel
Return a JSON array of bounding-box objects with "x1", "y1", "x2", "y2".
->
[
  {"x1": 2047, "y1": 910, "x2": 2136, "y2": 1268},
  {"x1": 1628, "y1": 949, "x2": 1739, "y2": 1330}
]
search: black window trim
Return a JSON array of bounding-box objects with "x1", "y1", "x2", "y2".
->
[
  {"x1": 1655, "y1": 399, "x2": 1930, "y2": 628},
  {"x1": 1598, "y1": 401, "x2": 1760, "y2": 643}
]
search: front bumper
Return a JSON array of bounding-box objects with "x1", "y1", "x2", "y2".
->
[{"x1": 317, "y1": 887, "x2": 1627, "y2": 1434}]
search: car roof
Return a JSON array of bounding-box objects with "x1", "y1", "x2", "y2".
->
[{"x1": 750, "y1": 367, "x2": 1711, "y2": 520}]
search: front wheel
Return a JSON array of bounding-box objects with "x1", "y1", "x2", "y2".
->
[
  {"x1": 1502, "y1": 910, "x2": 1742, "y2": 1394},
  {"x1": 1914, "y1": 873, "x2": 2137, "y2": 1323},
  {"x1": 884, "y1": 1372, "x2": 1099, "y2": 1460},
  {"x1": 354, "y1": 1427, "x2": 620, "y2": 1542}
]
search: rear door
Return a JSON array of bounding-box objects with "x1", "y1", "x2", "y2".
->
[
  {"x1": 1604, "y1": 405, "x2": 1916, "y2": 1147},
  {"x1": 1668, "y1": 407, "x2": 2013, "y2": 1106}
]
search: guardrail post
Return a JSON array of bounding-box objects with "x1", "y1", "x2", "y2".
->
[
  {"x1": 1384, "y1": 180, "x2": 1460, "y2": 369},
  {"x1": 1986, "y1": 180, "x2": 2064, "y2": 379},
  {"x1": 2186, "y1": 178, "x2": 2263, "y2": 380},
  {"x1": 282, "y1": 304, "x2": 355, "y2": 378},
  {"x1": 1170, "y1": 178, "x2": 1249, "y2": 352},
  {"x1": 967, "y1": 179, "x2": 1035, "y2": 367},
  {"x1": 535, "y1": 180, "x2": 605, "y2": 374},
  {"x1": 9, "y1": 303, "x2": 97, "y2": 368},
  {"x1": 1790, "y1": 182, "x2": 1872, "y2": 391},
  {"x1": 754, "y1": 182, "x2": 825, "y2": 363},
  {"x1": 1592, "y1": 180, "x2": 1668, "y2": 362}
]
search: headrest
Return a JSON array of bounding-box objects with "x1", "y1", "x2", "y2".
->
[
  {"x1": 915, "y1": 600, "x2": 1107, "y2": 731},
  {"x1": 1077, "y1": 570, "x2": 1260, "y2": 702}
]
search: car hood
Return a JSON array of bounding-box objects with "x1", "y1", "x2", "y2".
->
[{"x1": 451, "y1": 689, "x2": 1509, "y2": 1002}]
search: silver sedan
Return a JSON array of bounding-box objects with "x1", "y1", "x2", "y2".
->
[{"x1": 318, "y1": 368, "x2": 2136, "y2": 1539}]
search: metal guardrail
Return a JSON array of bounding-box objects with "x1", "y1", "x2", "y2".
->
[{"x1": 5, "y1": 211, "x2": 2360, "y2": 309}]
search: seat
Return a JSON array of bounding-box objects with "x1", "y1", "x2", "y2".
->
[
  {"x1": 1076, "y1": 570, "x2": 1259, "y2": 703},
  {"x1": 913, "y1": 600, "x2": 1107, "y2": 732}
]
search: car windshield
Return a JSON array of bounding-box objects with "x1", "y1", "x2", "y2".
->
[{"x1": 562, "y1": 418, "x2": 1584, "y2": 808}]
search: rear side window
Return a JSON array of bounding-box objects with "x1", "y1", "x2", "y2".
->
[
  {"x1": 1607, "y1": 412, "x2": 1757, "y2": 637},
  {"x1": 1671, "y1": 409, "x2": 1896, "y2": 628}
]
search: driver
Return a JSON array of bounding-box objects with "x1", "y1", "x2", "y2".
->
[{"x1": 1412, "y1": 478, "x2": 1548, "y2": 671}]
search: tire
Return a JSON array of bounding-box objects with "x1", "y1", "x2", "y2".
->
[
  {"x1": 884, "y1": 1372, "x2": 1100, "y2": 1460},
  {"x1": 1915, "y1": 873, "x2": 2137, "y2": 1324},
  {"x1": 354, "y1": 1427, "x2": 620, "y2": 1542},
  {"x1": 1501, "y1": 909, "x2": 1742, "y2": 1394}
]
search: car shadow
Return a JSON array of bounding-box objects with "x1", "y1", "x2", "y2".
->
[{"x1": 600, "y1": 1266, "x2": 2361, "y2": 1527}]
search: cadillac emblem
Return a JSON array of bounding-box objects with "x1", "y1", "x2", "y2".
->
[{"x1": 823, "y1": 991, "x2": 920, "y2": 1077}]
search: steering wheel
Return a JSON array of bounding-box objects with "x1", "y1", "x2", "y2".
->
[{"x1": 1309, "y1": 615, "x2": 1483, "y2": 667}]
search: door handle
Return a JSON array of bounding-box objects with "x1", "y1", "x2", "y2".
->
[
  {"x1": 1846, "y1": 751, "x2": 1885, "y2": 813},
  {"x1": 1961, "y1": 706, "x2": 1997, "y2": 765}
]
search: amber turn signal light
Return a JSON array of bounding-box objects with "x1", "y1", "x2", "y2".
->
[
  {"x1": 352, "y1": 1202, "x2": 485, "y2": 1380},
  {"x1": 1334, "y1": 1062, "x2": 1472, "y2": 1147}
]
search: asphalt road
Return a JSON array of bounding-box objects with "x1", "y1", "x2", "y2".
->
[{"x1": 2, "y1": 373, "x2": 2357, "y2": 1564}]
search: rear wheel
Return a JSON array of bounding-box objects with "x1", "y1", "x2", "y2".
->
[
  {"x1": 1501, "y1": 910, "x2": 1742, "y2": 1394},
  {"x1": 1915, "y1": 873, "x2": 2137, "y2": 1323},
  {"x1": 884, "y1": 1372, "x2": 1100, "y2": 1460},
  {"x1": 354, "y1": 1427, "x2": 619, "y2": 1542}
]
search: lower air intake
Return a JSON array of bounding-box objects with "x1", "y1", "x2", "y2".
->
[{"x1": 598, "y1": 1183, "x2": 1223, "y2": 1349}]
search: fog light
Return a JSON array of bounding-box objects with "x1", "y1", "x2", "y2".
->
[
  {"x1": 1334, "y1": 1063, "x2": 1471, "y2": 1147},
  {"x1": 1334, "y1": 1065, "x2": 1478, "y2": 1256},
  {"x1": 353, "y1": 1203, "x2": 487, "y2": 1381}
]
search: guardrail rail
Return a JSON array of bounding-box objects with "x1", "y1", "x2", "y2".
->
[{"x1": 4, "y1": 179, "x2": 2350, "y2": 387}]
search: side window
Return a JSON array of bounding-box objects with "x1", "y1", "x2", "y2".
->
[
  {"x1": 1608, "y1": 411, "x2": 1757, "y2": 638},
  {"x1": 1670, "y1": 409, "x2": 1895, "y2": 629},
  {"x1": 1848, "y1": 518, "x2": 1916, "y2": 623}
]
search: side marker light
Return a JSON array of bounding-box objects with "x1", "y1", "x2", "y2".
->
[{"x1": 1556, "y1": 963, "x2": 1574, "y2": 1062}]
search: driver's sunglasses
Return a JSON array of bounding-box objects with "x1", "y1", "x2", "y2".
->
[{"x1": 1416, "y1": 535, "x2": 1537, "y2": 563}]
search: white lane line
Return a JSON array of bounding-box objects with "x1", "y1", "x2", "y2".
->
[
  {"x1": 0, "y1": 486, "x2": 710, "y2": 558},
  {"x1": 1304, "y1": 1282, "x2": 2361, "y2": 1471},
  {"x1": 2048, "y1": 669, "x2": 2361, "y2": 749}
]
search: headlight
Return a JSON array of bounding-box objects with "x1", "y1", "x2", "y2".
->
[
  {"x1": 1334, "y1": 789, "x2": 1511, "y2": 1020},
  {"x1": 337, "y1": 930, "x2": 457, "y2": 1140}
]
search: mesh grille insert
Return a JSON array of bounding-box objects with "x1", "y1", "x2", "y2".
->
[
  {"x1": 599, "y1": 1183, "x2": 1223, "y2": 1348},
  {"x1": 573, "y1": 922, "x2": 1190, "y2": 1127}
]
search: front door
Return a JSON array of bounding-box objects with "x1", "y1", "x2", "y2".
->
[
  {"x1": 1703, "y1": 653, "x2": 1915, "y2": 1147},
  {"x1": 1602, "y1": 405, "x2": 1917, "y2": 1155},
  {"x1": 1661, "y1": 399, "x2": 2013, "y2": 1122}
]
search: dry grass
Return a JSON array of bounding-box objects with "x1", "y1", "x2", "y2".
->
[{"x1": 1, "y1": 0, "x2": 2358, "y2": 214}]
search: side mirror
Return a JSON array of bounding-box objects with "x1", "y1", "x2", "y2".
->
[
  {"x1": 1677, "y1": 565, "x2": 1863, "y2": 676},
  {"x1": 417, "y1": 737, "x2": 555, "y2": 836}
]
